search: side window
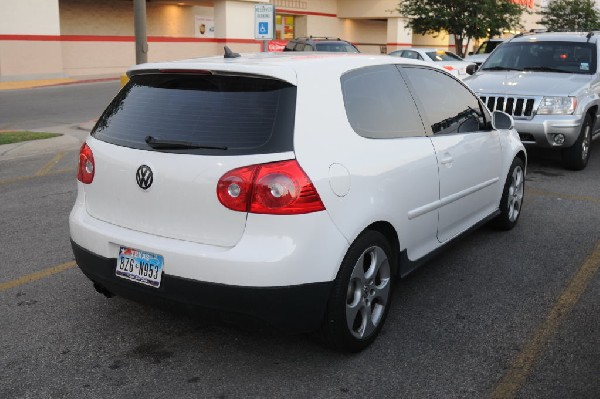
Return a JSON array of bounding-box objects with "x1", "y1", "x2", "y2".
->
[
  {"x1": 284, "y1": 42, "x2": 295, "y2": 51},
  {"x1": 400, "y1": 51, "x2": 417, "y2": 60},
  {"x1": 294, "y1": 43, "x2": 305, "y2": 51},
  {"x1": 304, "y1": 44, "x2": 314, "y2": 51},
  {"x1": 402, "y1": 67, "x2": 488, "y2": 135},
  {"x1": 341, "y1": 65, "x2": 425, "y2": 139}
]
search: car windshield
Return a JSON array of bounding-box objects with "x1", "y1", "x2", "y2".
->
[
  {"x1": 315, "y1": 42, "x2": 359, "y2": 53},
  {"x1": 482, "y1": 41, "x2": 596, "y2": 74},
  {"x1": 425, "y1": 51, "x2": 462, "y2": 61}
]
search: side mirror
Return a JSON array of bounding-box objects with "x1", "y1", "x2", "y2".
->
[
  {"x1": 491, "y1": 110, "x2": 514, "y2": 130},
  {"x1": 466, "y1": 64, "x2": 478, "y2": 75}
]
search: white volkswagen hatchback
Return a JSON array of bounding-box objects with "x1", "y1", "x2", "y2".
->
[{"x1": 70, "y1": 50, "x2": 526, "y2": 352}]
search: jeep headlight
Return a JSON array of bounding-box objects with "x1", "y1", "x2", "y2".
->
[{"x1": 537, "y1": 96, "x2": 576, "y2": 115}]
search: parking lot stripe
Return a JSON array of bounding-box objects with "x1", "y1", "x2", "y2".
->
[
  {"x1": 0, "y1": 261, "x2": 76, "y2": 292},
  {"x1": 527, "y1": 188, "x2": 600, "y2": 204},
  {"x1": 490, "y1": 240, "x2": 600, "y2": 399},
  {"x1": 0, "y1": 167, "x2": 73, "y2": 186},
  {"x1": 35, "y1": 151, "x2": 65, "y2": 176}
]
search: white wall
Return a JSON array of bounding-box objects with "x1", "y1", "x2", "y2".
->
[{"x1": 0, "y1": 0, "x2": 61, "y2": 34}]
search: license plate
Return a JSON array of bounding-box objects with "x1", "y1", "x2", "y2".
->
[{"x1": 116, "y1": 246, "x2": 164, "y2": 288}]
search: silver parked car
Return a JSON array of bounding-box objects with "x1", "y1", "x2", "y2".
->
[{"x1": 465, "y1": 32, "x2": 600, "y2": 170}]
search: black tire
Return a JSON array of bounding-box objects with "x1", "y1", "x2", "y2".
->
[
  {"x1": 320, "y1": 230, "x2": 395, "y2": 352},
  {"x1": 562, "y1": 114, "x2": 593, "y2": 171},
  {"x1": 492, "y1": 157, "x2": 525, "y2": 230}
]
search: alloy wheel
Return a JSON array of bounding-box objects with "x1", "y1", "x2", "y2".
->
[
  {"x1": 508, "y1": 165, "x2": 524, "y2": 222},
  {"x1": 345, "y1": 245, "x2": 391, "y2": 339}
]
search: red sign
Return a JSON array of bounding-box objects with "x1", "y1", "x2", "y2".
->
[
  {"x1": 268, "y1": 40, "x2": 288, "y2": 52},
  {"x1": 510, "y1": 0, "x2": 534, "y2": 8}
]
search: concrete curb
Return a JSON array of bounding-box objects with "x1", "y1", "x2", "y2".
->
[
  {"x1": 0, "y1": 134, "x2": 81, "y2": 160},
  {"x1": 0, "y1": 123, "x2": 93, "y2": 161}
]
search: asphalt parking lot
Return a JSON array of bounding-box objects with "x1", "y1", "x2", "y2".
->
[{"x1": 0, "y1": 131, "x2": 598, "y2": 398}]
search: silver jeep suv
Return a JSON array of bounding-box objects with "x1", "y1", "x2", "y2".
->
[{"x1": 465, "y1": 32, "x2": 600, "y2": 170}]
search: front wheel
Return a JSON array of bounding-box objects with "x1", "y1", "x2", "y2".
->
[
  {"x1": 562, "y1": 114, "x2": 592, "y2": 170},
  {"x1": 320, "y1": 230, "x2": 395, "y2": 352},
  {"x1": 492, "y1": 157, "x2": 525, "y2": 230}
]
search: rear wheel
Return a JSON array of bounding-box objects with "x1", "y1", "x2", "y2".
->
[
  {"x1": 321, "y1": 231, "x2": 394, "y2": 352},
  {"x1": 562, "y1": 114, "x2": 592, "y2": 170}
]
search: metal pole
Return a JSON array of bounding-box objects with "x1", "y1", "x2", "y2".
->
[{"x1": 133, "y1": 0, "x2": 148, "y2": 64}]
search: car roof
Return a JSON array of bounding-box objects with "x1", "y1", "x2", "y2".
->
[
  {"x1": 404, "y1": 48, "x2": 449, "y2": 52},
  {"x1": 393, "y1": 48, "x2": 458, "y2": 54},
  {"x1": 509, "y1": 32, "x2": 595, "y2": 43},
  {"x1": 127, "y1": 52, "x2": 432, "y2": 85},
  {"x1": 293, "y1": 36, "x2": 349, "y2": 43}
]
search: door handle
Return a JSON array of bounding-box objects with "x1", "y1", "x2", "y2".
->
[{"x1": 440, "y1": 155, "x2": 453, "y2": 166}]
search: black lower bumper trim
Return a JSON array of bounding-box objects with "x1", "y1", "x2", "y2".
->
[{"x1": 71, "y1": 240, "x2": 332, "y2": 332}]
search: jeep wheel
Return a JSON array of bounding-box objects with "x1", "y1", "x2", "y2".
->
[
  {"x1": 562, "y1": 114, "x2": 592, "y2": 170},
  {"x1": 320, "y1": 231, "x2": 394, "y2": 352}
]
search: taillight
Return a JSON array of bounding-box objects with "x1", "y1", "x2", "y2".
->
[
  {"x1": 217, "y1": 160, "x2": 325, "y2": 215},
  {"x1": 77, "y1": 143, "x2": 95, "y2": 184}
]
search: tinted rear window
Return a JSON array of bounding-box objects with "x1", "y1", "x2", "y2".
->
[
  {"x1": 92, "y1": 73, "x2": 296, "y2": 155},
  {"x1": 341, "y1": 65, "x2": 425, "y2": 139}
]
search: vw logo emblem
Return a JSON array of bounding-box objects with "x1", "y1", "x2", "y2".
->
[{"x1": 136, "y1": 165, "x2": 153, "y2": 190}]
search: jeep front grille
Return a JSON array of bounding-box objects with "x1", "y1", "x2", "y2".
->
[{"x1": 479, "y1": 96, "x2": 536, "y2": 119}]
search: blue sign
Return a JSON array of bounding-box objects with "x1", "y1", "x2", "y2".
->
[{"x1": 258, "y1": 22, "x2": 268, "y2": 35}]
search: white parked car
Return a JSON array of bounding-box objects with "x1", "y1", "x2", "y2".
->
[
  {"x1": 464, "y1": 38, "x2": 506, "y2": 66},
  {"x1": 70, "y1": 50, "x2": 526, "y2": 352},
  {"x1": 389, "y1": 48, "x2": 475, "y2": 79}
]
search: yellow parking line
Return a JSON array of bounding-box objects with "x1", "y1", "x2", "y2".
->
[
  {"x1": 35, "y1": 151, "x2": 65, "y2": 176},
  {"x1": 527, "y1": 188, "x2": 600, "y2": 204},
  {"x1": 490, "y1": 240, "x2": 600, "y2": 399},
  {"x1": 0, "y1": 261, "x2": 77, "y2": 292},
  {"x1": 0, "y1": 167, "x2": 73, "y2": 186}
]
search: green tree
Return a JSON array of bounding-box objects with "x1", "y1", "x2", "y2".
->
[
  {"x1": 398, "y1": 0, "x2": 524, "y2": 57},
  {"x1": 538, "y1": 0, "x2": 599, "y2": 32}
]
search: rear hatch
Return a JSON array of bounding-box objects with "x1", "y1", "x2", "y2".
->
[{"x1": 85, "y1": 72, "x2": 297, "y2": 247}]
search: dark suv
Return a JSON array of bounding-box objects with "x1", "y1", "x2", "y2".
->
[{"x1": 283, "y1": 37, "x2": 359, "y2": 53}]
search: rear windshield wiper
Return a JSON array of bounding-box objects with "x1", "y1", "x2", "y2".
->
[
  {"x1": 481, "y1": 66, "x2": 523, "y2": 71},
  {"x1": 521, "y1": 66, "x2": 569, "y2": 73},
  {"x1": 145, "y1": 136, "x2": 228, "y2": 150}
]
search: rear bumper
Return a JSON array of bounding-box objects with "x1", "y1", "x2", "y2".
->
[{"x1": 72, "y1": 240, "x2": 332, "y2": 332}]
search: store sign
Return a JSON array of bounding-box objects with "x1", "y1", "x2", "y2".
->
[
  {"x1": 268, "y1": 40, "x2": 288, "y2": 52},
  {"x1": 255, "y1": 4, "x2": 275, "y2": 40},
  {"x1": 194, "y1": 16, "x2": 215, "y2": 38},
  {"x1": 510, "y1": 0, "x2": 534, "y2": 8}
]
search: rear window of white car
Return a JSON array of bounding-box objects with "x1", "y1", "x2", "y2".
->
[{"x1": 92, "y1": 73, "x2": 297, "y2": 155}]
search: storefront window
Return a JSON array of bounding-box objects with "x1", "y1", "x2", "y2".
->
[{"x1": 276, "y1": 14, "x2": 295, "y2": 40}]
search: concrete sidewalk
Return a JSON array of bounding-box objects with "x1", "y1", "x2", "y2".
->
[
  {"x1": 0, "y1": 121, "x2": 95, "y2": 160},
  {"x1": 0, "y1": 74, "x2": 116, "y2": 159}
]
